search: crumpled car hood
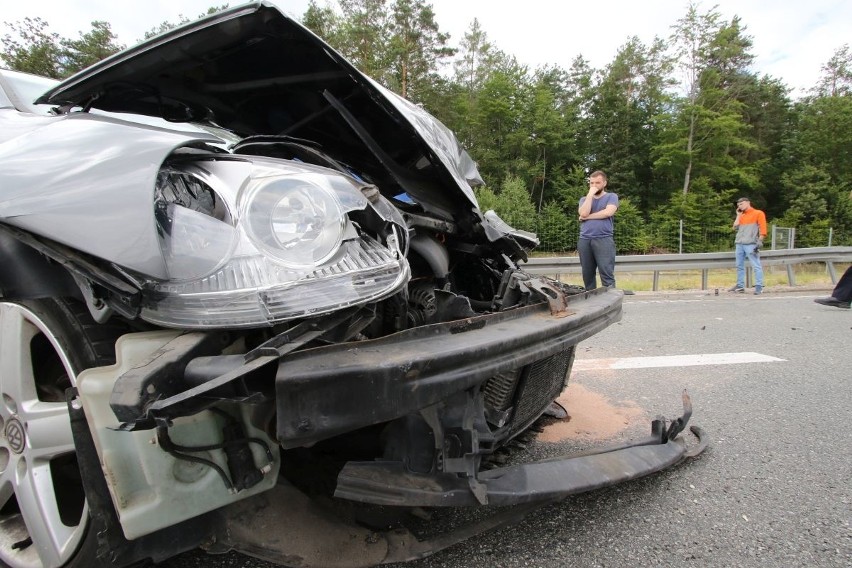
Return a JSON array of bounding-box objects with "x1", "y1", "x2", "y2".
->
[{"x1": 37, "y1": 1, "x2": 483, "y2": 222}]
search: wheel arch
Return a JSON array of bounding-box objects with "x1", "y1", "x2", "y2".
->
[{"x1": 0, "y1": 229, "x2": 82, "y2": 301}]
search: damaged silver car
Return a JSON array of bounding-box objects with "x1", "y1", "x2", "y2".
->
[{"x1": 0, "y1": 3, "x2": 705, "y2": 567}]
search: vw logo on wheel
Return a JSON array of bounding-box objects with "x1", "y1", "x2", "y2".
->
[{"x1": 5, "y1": 419, "x2": 26, "y2": 454}]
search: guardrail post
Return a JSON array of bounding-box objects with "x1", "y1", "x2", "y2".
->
[
  {"x1": 653, "y1": 271, "x2": 660, "y2": 291},
  {"x1": 701, "y1": 269, "x2": 708, "y2": 290},
  {"x1": 827, "y1": 262, "x2": 837, "y2": 284},
  {"x1": 786, "y1": 264, "x2": 796, "y2": 286}
]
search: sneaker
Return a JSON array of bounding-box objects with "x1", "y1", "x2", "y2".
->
[
  {"x1": 728, "y1": 285, "x2": 745, "y2": 293},
  {"x1": 754, "y1": 286, "x2": 763, "y2": 295}
]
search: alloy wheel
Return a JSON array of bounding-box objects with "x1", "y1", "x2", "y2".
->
[{"x1": 0, "y1": 303, "x2": 88, "y2": 568}]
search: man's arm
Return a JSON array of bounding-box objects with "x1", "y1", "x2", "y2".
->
[
  {"x1": 582, "y1": 204, "x2": 618, "y2": 220},
  {"x1": 578, "y1": 191, "x2": 594, "y2": 218},
  {"x1": 580, "y1": 192, "x2": 618, "y2": 220}
]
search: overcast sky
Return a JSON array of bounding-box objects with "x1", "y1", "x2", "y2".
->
[{"x1": 2, "y1": 0, "x2": 849, "y2": 97}]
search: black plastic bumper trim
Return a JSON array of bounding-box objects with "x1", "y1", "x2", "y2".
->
[
  {"x1": 275, "y1": 288, "x2": 622, "y2": 448},
  {"x1": 334, "y1": 426, "x2": 704, "y2": 507}
]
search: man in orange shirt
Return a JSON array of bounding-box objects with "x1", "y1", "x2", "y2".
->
[{"x1": 730, "y1": 197, "x2": 767, "y2": 295}]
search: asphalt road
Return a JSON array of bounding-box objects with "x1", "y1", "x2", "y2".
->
[{"x1": 165, "y1": 289, "x2": 851, "y2": 568}]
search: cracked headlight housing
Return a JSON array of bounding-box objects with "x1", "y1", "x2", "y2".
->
[{"x1": 142, "y1": 157, "x2": 409, "y2": 329}]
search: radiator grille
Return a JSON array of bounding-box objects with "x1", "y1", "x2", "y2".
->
[
  {"x1": 504, "y1": 347, "x2": 575, "y2": 437},
  {"x1": 483, "y1": 369, "x2": 522, "y2": 412}
]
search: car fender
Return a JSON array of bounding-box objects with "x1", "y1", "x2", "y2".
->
[{"x1": 0, "y1": 112, "x2": 221, "y2": 279}]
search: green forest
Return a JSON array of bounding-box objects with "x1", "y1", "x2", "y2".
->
[{"x1": 3, "y1": 0, "x2": 851, "y2": 253}]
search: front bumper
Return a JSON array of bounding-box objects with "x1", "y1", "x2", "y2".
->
[
  {"x1": 274, "y1": 287, "x2": 623, "y2": 448},
  {"x1": 335, "y1": 403, "x2": 707, "y2": 507},
  {"x1": 110, "y1": 286, "x2": 622, "y2": 440}
]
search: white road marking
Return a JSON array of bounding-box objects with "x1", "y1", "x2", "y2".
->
[
  {"x1": 626, "y1": 294, "x2": 827, "y2": 305},
  {"x1": 573, "y1": 352, "x2": 785, "y2": 371}
]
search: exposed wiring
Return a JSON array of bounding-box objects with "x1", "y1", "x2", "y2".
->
[
  {"x1": 155, "y1": 408, "x2": 275, "y2": 492},
  {"x1": 156, "y1": 425, "x2": 236, "y2": 493},
  {"x1": 208, "y1": 407, "x2": 275, "y2": 463}
]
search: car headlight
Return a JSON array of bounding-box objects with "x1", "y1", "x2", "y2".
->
[
  {"x1": 241, "y1": 174, "x2": 345, "y2": 268},
  {"x1": 143, "y1": 157, "x2": 409, "y2": 329}
]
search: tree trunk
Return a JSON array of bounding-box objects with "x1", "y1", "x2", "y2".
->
[
  {"x1": 401, "y1": 61, "x2": 408, "y2": 99},
  {"x1": 682, "y1": 110, "x2": 696, "y2": 194}
]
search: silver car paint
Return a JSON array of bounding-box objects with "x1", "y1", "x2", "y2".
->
[{"x1": 0, "y1": 112, "x2": 220, "y2": 279}]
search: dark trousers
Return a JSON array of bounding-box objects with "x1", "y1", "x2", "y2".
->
[
  {"x1": 578, "y1": 236, "x2": 616, "y2": 290},
  {"x1": 833, "y1": 266, "x2": 852, "y2": 302}
]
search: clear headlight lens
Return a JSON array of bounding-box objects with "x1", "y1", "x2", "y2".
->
[
  {"x1": 242, "y1": 174, "x2": 345, "y2": 268},
  {"x1": 144, "y1": 158, "x2": 409, "y2": 329}
]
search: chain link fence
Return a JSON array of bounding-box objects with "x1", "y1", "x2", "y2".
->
[{"x1": 533, "y1": 220, "x2": 848, "y2": 256}]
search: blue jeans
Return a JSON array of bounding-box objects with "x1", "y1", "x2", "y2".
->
[
  {"x1": 578, "y1": 237, "x2": 616, "y2": 290},
  {"x1": 735, "y1": 243, "x2": 764, "y2": 288}
]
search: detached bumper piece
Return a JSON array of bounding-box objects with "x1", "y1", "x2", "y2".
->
[
  {"x1": 205, "y1": 399, "x2": 706, "y2": 568},
  {"x1": 335, "y1": 392, "x2": 707, "y2": 507}
]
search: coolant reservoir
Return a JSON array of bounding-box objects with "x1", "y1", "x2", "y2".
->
[{"x1": 77, "y1": 330, "x2": 280, "y2": 539}]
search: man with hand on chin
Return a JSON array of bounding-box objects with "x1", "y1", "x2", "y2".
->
[
  {"x1": 578, "y1": 170, "x2": 619, "y2": 290},
  {"x1": 730, "y1": 196, "x2": 767, "y2": 295}
]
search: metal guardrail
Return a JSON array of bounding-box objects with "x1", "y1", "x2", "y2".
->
[{"x1": 522, "y1": 246, "x2": 852, "y2": 291}]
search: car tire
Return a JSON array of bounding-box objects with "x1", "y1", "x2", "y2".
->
[{"x1": 0, "y1": 299, "x2": 123, "y2": 568}]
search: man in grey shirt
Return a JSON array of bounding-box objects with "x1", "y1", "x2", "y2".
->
[{"x1": 578, "y1": 170, "x2": 619, "y2": 290}]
